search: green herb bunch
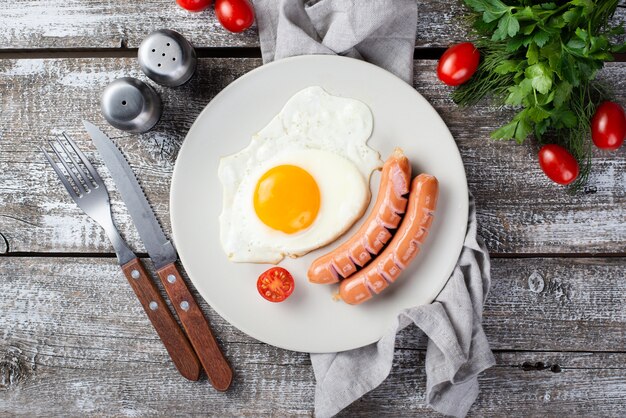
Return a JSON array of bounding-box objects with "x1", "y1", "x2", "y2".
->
[{"x1": 454, "y1": 0, "x2": 626, "y2": 190}]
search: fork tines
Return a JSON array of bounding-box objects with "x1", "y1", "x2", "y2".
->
[{"x1": 41, "y1": 132, "x2": 103, "y2": 199}]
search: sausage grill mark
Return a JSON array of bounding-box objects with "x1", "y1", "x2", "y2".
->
[
  {"x1": 307, "y1": 149, "x2": 412, "y2": 284},
  {"x1": 339, "y1": 174, "x2": 439, "y2": 305}
]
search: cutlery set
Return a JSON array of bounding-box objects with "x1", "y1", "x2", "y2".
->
[{"x1": 41, "y1": 122, "x2": 232, "y2": 390}]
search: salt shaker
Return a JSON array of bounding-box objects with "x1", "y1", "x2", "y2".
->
[{"x1": 100, "y1": 77, "x2": 162, "y2": 133}]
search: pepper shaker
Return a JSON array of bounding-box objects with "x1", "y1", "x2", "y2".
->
[{"x1": 138, "y1": 29, "x2": 197, "y2": 87}]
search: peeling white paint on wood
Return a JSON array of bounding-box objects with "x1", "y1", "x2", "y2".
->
[
  {"x1": 0, "y1": 58, "x2": 624, "y2": 254},
  {"x1": 1, "y1": 257, "x2": 624, "y2": 355},
  {"x1": 1, "y1": 59, "x2": 47, "y2": 77},
  {"x1": 0, "y1": 257, "x2": 624, "y2": 416},
  {"x1": 1, "y1": 2, "x2": 622, "y2": 50},
  {"x1": 57, "y1": 69, "x2": 127, "y2": 88},
  {"x1": 0, "y1": 0, "x2": 471, "y2": 49},
  {"x1": 1, "y1": 2, "x2": 625, "y2": 416}
]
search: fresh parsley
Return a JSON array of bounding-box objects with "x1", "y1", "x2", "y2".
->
[{"x1": 454, "y1": 0, "x2": 626, "y2": 191}]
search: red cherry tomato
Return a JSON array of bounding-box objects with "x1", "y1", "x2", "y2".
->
[
  {"x1": 437, "y1": 42, "x2": 480, "y2": 86},
  {"x1": 591, "y1": 101, "x2": 626, "y2": 150},
  {"x1": 176, "y1": 0, "x2": 212, "y2": 12},
  {"x1": 215, "y1": 0, "x2": 255, "y2": 33},
  {"x1": 538, "y1": 144, "x2": 579, "y2": 185},
  {"x1": 257, "y1": 267, "x2": 294, "y2": 303}
]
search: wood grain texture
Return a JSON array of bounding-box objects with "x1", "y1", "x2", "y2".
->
[
  {"x1": 1, "y1": 1, "x2": 622, "y2": 50},
  {"x1": 339, "y1": 350, "x2": 626, "y2": 417},
  {"x1": 0, "y1": 58, "x2": 624, "y2": 255},
  {"x1": 412, "y1": 60, "x2": 626, "y2": 255},
  {"x1": 0, "y1": 1, "x2": 465, "y2": 50},
  {"x1": 2, "y1": 1, "x2": 625, "y2": 416},
  {"x1": 156, "y1": 263, "x2": 233, "y2": 391},
  {"x1": 0, "y1": 257, "x2": 623, "y2": 355},
  {"x1": 121, "y1": 257, "x2": 202, "y2": 381},
  {"x1": 0, "y1": 256, "x2": 624, "y2": 416}
]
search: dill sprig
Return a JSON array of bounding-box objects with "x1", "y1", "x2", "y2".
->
[{"x1": 453, "y1": 42, "x2": 515, "y2": 107}]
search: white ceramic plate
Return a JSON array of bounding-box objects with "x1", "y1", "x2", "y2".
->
[{"x1": 171, "y1": 55, "x2": 468, "y2": 353}]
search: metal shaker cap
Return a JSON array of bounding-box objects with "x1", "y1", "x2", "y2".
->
[
  {"x1": 138, "y1": 29, "x2": 197, "y2": 87},
  {"x1": 100, "y1": 77, "x2": 162, "y2": 133}
]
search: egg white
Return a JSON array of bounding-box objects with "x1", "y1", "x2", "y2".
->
[{"x1": 218, "y1": 86, "x2": 382, "y2": 263}]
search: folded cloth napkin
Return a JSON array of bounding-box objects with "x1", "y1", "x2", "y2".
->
[
  {"x1": 254, "y1": 1, "x2": 496, "y2": 416},
  {"x1": 254, "y1": 0, "x2": 418, "y2": 83},
  {"x1": 311, "y1": 195, "x2": 495, "y2": 417}
]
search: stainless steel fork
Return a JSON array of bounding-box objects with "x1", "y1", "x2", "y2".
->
[{"x1": 41, "y1": 133, "x2": 201, "y2": 381}]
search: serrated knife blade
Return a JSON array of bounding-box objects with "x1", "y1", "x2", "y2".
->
[{"x1": 83, "y1": 120, "x2": 176, "y2": 270}]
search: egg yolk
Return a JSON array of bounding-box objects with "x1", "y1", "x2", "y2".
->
[{"x1": 254, "y1": 165, "x2": 320, "y2": 234}]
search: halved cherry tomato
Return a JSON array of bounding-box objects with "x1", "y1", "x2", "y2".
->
[
  {"x1": 437, "y1": 42, "x2": 480, "y2": 86},
  {"x1": 215, "y1": 0, "x2": 255, "y2": 33},
  {"x1": 591, "y1": 101, "x2": 626, "y2": 150},
  {"x1": 538, "y1": 144, "x2": 579, "y2": 185},
  {"x1": 257, "y1": 267, "x2": 294, "y2": 303},
  {"x1": 176, "y1": 0, "x2": 212, "y2": 12}
]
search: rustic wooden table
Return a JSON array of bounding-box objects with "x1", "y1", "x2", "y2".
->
[{"x1": 1, "y1": 2, "x2": 625, "y2": 416}]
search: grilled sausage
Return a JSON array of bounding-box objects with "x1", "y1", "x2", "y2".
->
[
  {"x1": 339, "y1": 174, "x2": 438, "y2": 304},
  {"x1": 307, "y1": 149, "x2": 412, "y2": 284}
]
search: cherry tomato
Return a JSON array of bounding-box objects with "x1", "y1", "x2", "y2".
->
[
  {"x1": 215, "y1": 0, "x2": 255, "y2": 33},
  {"x1": 257, "y1": 267, "x2": 294, "y2": 303},
  {"x1": 437, "y1": 42, "x2": 480, "y2": 86},
  {"x1": 538, "y1": 144, "x2": 579, "y2": 185},
  {"x1": 591, "y1": 101, "x2": 626, "y2": 150},
  {"x1": 176, "y1": 0, "x2": 212, "y2": 12}
]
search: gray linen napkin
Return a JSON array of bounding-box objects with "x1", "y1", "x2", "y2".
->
[
  {"x1": 254, "y1": 0, "x2": 418, "y2": 83},
  {"x1": 311, "y1": 195, "x2": 495, "y2": 417},
  {"x1": 253, "y1": 1, "x2": 496, "y2": 416}
]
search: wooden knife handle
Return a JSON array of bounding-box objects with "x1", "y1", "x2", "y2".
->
[
  {"x1": 121, "y1": 258, "x2": 201, "y2": 381},
  {"x1": 157, "y1": 263, "x2": 233, "y2": 391}
]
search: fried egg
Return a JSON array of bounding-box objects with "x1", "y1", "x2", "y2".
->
[{"x1": 218, "y1": 86, "x2": 382, "y2": 263}]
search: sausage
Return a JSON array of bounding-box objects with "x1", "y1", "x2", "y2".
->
[
  {"x1": 339, "y1": 174, "x2": 439, "y2": 305},
  {"x1": 307, "y1": 149, "x2": 412, "y2": 284}
]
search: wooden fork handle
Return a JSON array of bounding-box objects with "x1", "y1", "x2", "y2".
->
[
  {"x1": 121, "y1": 258, "x2": 201, "y2": 381},
  {"x1": 157, "y1": 262, "x2": 233, "y2": 391}
]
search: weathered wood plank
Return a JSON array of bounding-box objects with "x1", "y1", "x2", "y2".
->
[
  {"x1": 0, "y1": 58, "x2": 624, "y2": 254},
  {"x1": 412, "y1": 61, "x2": 626, "y2": 255},
  {"x1": 0, "y1": 257, "x2": 624, "y2": 416},
  {"x1": 0, "y1": 1, "x2": 455, "y2": 49},
  {"x1": 0, "y1": 257, "x2": 623, "y2": 356},
  {"x1": 0, "y1": 1, "x2": 623, "y2": 50},
  {"x1": 2, "y1": 343, "x2": 625, "y2": 417},
  {"x1": 480, "y1": 257, "x2": 626, "y2": 352},
  {"x1": 340, "y1": 350, "x2": 626, "y2": 417}
]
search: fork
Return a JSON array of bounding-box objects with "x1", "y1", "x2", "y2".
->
[{"x1": 41, "y1": 133, "x2": 201, "y2": 381}]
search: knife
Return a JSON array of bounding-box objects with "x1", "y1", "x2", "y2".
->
[{"x1": 84, "y1": 121, "x2": 233, "y2": 391}]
